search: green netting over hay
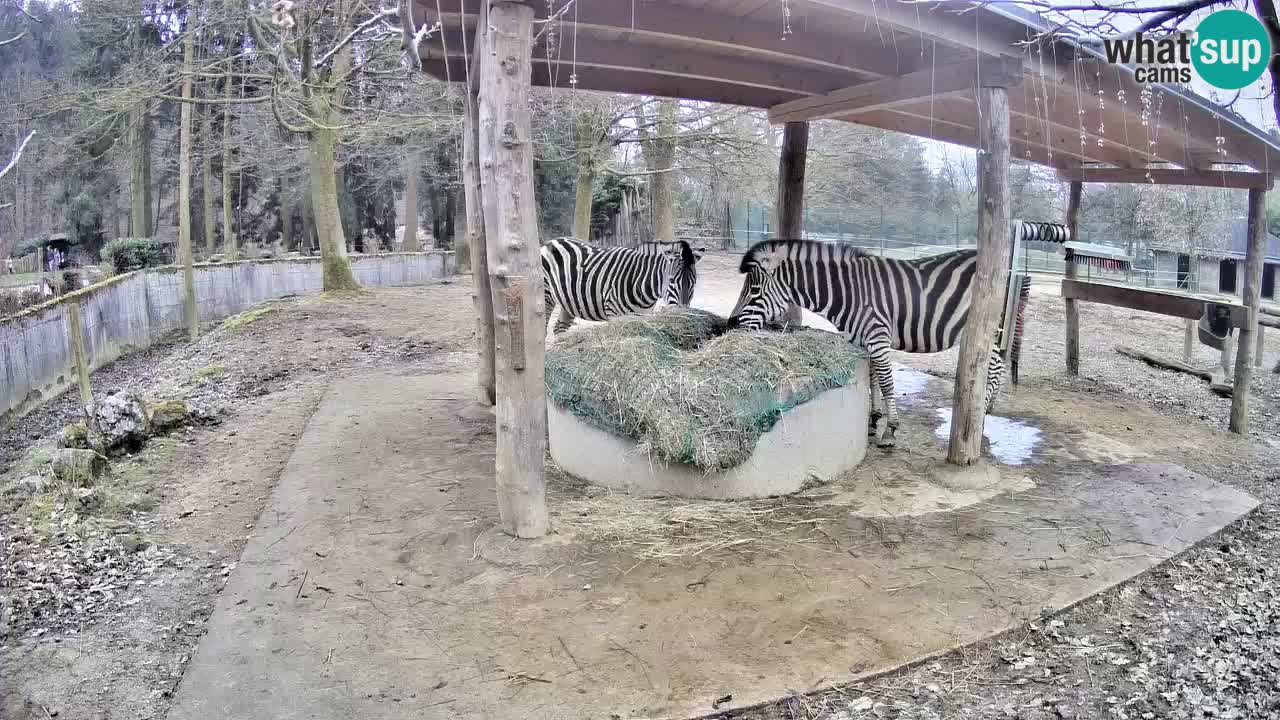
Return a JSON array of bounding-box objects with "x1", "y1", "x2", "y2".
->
[{"x1": 545, "y1": 307, "x2": 866, "y2": 472}]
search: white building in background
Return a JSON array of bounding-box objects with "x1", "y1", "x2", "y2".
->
[{"x1": 1150, "y1": 218, "x2": 1280, "y2": 301}]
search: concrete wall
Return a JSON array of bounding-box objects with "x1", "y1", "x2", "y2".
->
[
  {"x1": 1, "y1": 252, "x2": 454, "y2": 421},
  {"x1": 1197, "y1": 257, "x2": 1220, "y2": 295}
]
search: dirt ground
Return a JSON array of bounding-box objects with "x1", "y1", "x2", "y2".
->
[{"x1": 3, "y1": 255, "x2": 1279, "y2": 719}]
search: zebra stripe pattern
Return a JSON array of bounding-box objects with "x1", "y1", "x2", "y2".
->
[
  {"x1": 540, "y1": 236, "x2": 705, "y2": 334},
  {"x1": 727, "y1": 240, "x2": 1004, "y2": 448}
]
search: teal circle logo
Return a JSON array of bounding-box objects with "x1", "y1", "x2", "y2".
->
[{"x1": 1191, "y1": 10, "x2": 1271, "y2": 90}]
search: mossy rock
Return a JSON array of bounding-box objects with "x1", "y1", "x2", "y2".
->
[
  {"x1": 221, "y1": 307, "x2": 272, "y2": 330},
  {"x1": 50, "y1": 449, "x2": 109, "y2": 486},
  {"x1": 148, "y1": 399, "x2": 191, "y2": 434},
  {"x1": 193, "y1": 365, "x2": 226, "y2": 381},
  {"x1": 59, "y1": 421, "x2": 91, "y2": 449}
]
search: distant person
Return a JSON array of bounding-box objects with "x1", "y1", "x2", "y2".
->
[{"x1": 5, "y1": 257, "x2": 12, "y2": 274}]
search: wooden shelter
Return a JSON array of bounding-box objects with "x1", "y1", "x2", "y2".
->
[{"x1": 404, "y1": 0, "x2": 1278, "y2": 536}]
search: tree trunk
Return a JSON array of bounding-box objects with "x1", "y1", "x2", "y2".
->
[
  {"x1": 1230, "y1": 188, "x2": 1267, "y2": 433},
  {"x1": 444, "y1": 187, "x2": 455, "y2": 246},
  {"x1": 572, "y1": 157, "x2": 595, "y2": 240},
  {"x1": 307, "y1": 46, "x2": 359, "y2": 291},
  {"x1": 221, "y1": 68, "x2": 236, "y2": 258},
  {"x1": 129, "y1": 102, "x2": 152, "y2": 238},
  {"x1": 947, "y1": 84, "x2": 1012, "y2": 466},
  {"x1": 648, "y1": 99, "x2": 678, "y2": 242},
  {"x1": 178, "y1": 28, "x2": 198, "y2": 341},
  {"x1": 774, "y1": 121, "x2": 808, "y2": 327},
  {"x1": 281, "y1": 185, "x2": 295, "y2": 250},
  {"x1": 479, "y1": 1, "x2": 547, "y2": 538},
  {"x1": 428, "y1": 177, "x2": 443, "y2": 244},
  {"x1": 402, "y1": 154, "x2": 421, "y2": 251},
  {"x1": 202, "y1": 102, "x2": 216, "y2": 257}
]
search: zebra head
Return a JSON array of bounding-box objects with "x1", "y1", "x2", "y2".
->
[
  {"x1": 661, "y1": 241, "x2": 705, "y2": 306},
  {"x1": 727, "y1": 242, "x2": 792, "y2": 330}
]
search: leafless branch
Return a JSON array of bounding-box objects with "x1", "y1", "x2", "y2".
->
[
  {"x1": 0, "y1": 130, "x2": 35, "y2": 181},
  {"x1": 0, "y1": 30, "x2": 26, "y2": 47},
  {"x1": 13, "y1": 0, "x2": 41, "y2": 23},
  {"x1": 316, "y1": 7, "x2": 399, "y2": 68}
]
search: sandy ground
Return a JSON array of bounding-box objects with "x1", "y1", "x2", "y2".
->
[{"x1": 3, "y1": 254, "x2": 1279, "y2": 719}]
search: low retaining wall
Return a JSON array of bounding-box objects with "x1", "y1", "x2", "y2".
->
[{"x1": 1, "y1": 252, "x2": 454, "y2": 421}]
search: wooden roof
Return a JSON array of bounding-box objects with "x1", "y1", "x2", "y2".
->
[{"x1": 408, "y1": 0, "x2": 1280, "y2": 178}]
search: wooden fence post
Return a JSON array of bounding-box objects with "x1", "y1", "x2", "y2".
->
[
  {"x1": 948, "y1": 79, "x2": 1015, "y2": 466},
  {"x1": 1064, "y1": 181, "x2": 1082, "y2": 375},
  {"x1": 774, "y1": 121, "x2": 808, "y2": 327},
  {"x1": 66, "y1": 303, "x2": 93, "y2": 408},
  {"x1": 1229, "y1": 188, "x2": 1266, "y2": 434},
  {"x1": 1256, "y1": 324, "x2": 1264, "y2": 367},
  {"x1": 462, "y1": 4, "x2": 496, "y2": 406},
  {"x1": 478, "y1": 0, "x2": 548, "y2": 538}
]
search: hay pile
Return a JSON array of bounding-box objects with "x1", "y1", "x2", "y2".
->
[{"x1": 545, "y1": 306, "x2": 866, "y2": 471}]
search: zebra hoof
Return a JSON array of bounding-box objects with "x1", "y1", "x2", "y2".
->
[{"x1": 876, "y1": 437, "x2": 896, "y2": 449}]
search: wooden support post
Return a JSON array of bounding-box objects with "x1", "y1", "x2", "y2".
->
[
  {"x1": 1063, "y1": 181, "x2": 1082, "y2": 376},
  {"x1": 478, "y1": 0, "x2": 548, "y2": 538},
  {"x1": 1229, "y1": 188, "x2": 1267, "y2": 434},
  {"x1": 774, "y1": 121, "x2": 808, "y2": 327},
  {"x1": 463, "y1": 5, "x2": 496, "y2": 406},
  {"x1": 1183, "y1": 318, "x2": 1194, "y2": 364},
  {"x1": 66, "y1": 302, "x2": 92, "y2": 408},
  {"x1": 948, "y1": 84, "x2": 1012, "y2": 466},
  {"x1": 1256, "y1": 324, "x2": 1265, "y2": 367}
]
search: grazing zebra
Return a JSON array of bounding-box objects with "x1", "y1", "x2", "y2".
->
[
  {"x1": 727, "y1": 241, "x2": 1003, "y2": 449},
  {"x1": 540, "y1": 236, "x2": 705, "y2": 334}
]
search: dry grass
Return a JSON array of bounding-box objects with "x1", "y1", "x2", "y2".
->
[
  {"x1": 545, "y1": 306, "x2": 865, "y2": 471},
  {"x1": 547, "y1": 465, "x2": 839, "y2": 560}
]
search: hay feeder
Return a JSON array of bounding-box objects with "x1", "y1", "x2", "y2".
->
[{"x1": 545, "y1": 308, "x2": 870, "y2": 500}]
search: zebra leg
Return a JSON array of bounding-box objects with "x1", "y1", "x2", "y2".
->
[
  {"x1": 866, "y1": 339, "x2": 899, "y2": 449},
  {"x1": 552, "y1": 306, "x2": 575, "y2": 335},
  {"x1": 867, "y1": 370, "x2": 883, "y2": 437},
  {"x1": 983, "y1": 345, "x2": 1006, "y2": 414}
]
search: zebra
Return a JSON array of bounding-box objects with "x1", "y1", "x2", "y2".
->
[
  {"x1": 540, "y1": 236, "x2": 706, "y2": 334},
  {"x1": 727, "y1": 240, "x2": 1007, "y2": 449}
]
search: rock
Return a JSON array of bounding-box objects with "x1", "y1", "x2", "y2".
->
[
  {"x1": 50, "y1": 449, "x2": 108, "y2": 486},
  {"x1": 188, "y1": 402, "x2": 224, "y2": 425},
  {"x1": 58, "y1": 422, "x2": 90, "y2": 449},
  {"x1": 8, "y1": 475, "x2": 48, "y2": 497},
  {"x1": 148, "y1": 399, "x2": 191, "y2": 434},
  {"x1": 72, "y1": 487, "x2": 102, "y2": 513},
  {"x1": 118, "y1": 534, "x2": 149, "y2": 554},
  {"x1": 88, "y1": 391, "x2": 149, "y2": 453}
]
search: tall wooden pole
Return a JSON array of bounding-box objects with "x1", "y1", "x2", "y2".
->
[
  {"x1": 1183, "y1": 318, "x2": 1195, "y2": 364},
  {"x1": 774, "y1": 121, "x2": 808, "y2": 327},
  {"x1": 463, "y1": 5, "x2": 495, "y2": 405},
  {"x1": 478, "y1": 0, "x2": 548, "y2": 538},
  {"x1": 1063, "y1": 181, "x2": 1082, "y2": 375},
  {"x1": 1229, "y1": 188, "x2": 1267, "y2": 434},
  {"x1": 178, "y1": 27, "x2": 198, "y2": 342},
  {"x1": 948, "y1": 83, "x2": 1013, "y2": 466}
]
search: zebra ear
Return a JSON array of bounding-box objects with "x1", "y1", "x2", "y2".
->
[{"x1": 692, "y1": 246, "x2": 706, "y2": 263}]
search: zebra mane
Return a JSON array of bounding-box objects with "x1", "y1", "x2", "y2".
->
[
  {"x1": 740, "y1": 239, "x2": 866, "y2": 272},
  {"x1": 636, "y1": 240, "x2": 697, "y2": 266}
]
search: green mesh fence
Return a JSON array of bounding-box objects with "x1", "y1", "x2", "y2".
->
[{"x1": 545, "y1": 307, "x2": 867, "y2": 472}]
